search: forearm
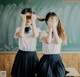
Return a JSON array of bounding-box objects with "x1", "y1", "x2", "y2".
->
[
  {"x1": 32, "y1": 21, "x2": 38, "y2": 37},
  {"x1": 52, "y1": 27, "x2": 60, "y2": 44},
  {"x1": 46, "y1": 28, "x2": 52, "y2": 43},
  {"x1": 17, "y1": 22, "x2": 25, "y2": 37}
]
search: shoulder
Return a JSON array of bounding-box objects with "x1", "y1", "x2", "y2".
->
[{"x1": 39, "y1": 30, "x2": 47, "y2": 38}]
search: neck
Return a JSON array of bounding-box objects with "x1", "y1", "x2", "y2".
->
[{"x1": 25, "y1": 24, "x2": 31, "y2": 27}]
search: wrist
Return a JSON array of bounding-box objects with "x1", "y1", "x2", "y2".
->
[
  {"x1": 52, "y1": 25, "x2": 57, "y2": 30},
  {"x1": 22, "y1": 20, "x2": 26, "y2": 23},
  {"x1": 32, "y1": 20, "x2": 36, "y2": 25},
  {"x1": 49, "y1": 28, "x2": 52, "y2": 33},
  {"x1": 22, "y1": 22, "x2": 26, "y2": 26},
  {"x1": 49, "y1": 26, "x2": 52, "y2": 30}
]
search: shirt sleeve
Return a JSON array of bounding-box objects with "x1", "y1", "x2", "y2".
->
[
  {"x1": 54, "y1": 37, "x2": 62, "y2": 44},
  {"x1": 37, "y1": 27, "x2": 41, "y2": 38},
  {"x1": 39, "y1": 31, "x2": 47, "y2": 42},
  {"x1": 14, "y1": 27, "x2": 21, "y2": 39},
  {"x1": 59, "y1": 38, "x2": 62, "y2": 43}
]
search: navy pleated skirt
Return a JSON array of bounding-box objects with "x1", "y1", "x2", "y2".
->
[
  {"x1": 37, "y1": 54, "x2": 69, "y2": 77},
  {"x1": 11, "y1": 50, "x2": 39, "y2": 77}
]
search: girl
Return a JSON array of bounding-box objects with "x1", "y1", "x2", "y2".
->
[
  {"x1": 11, "y1": 8, "x2": 40, "y2": 77},
  {"x1": 37, "y1": 12, "x2": 69, "y2": 77}
]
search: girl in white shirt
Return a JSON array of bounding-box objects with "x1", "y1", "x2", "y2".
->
[
  {"x1": 37, "y1": 12, "x2": 69, "y2": 77},
  {"x1": 11, "y1": 8, "x2": 40, "y2": 77}
]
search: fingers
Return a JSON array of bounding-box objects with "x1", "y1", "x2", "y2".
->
[
  {"x1": 21, "y1": 14, "x2": 26, "y2": 19},
  {"x1": 53, "y1": 21, "x2": 57, "y2": 28},
  {"x1": 20, "y1": 13, "x2": 37, "y2": 24}
]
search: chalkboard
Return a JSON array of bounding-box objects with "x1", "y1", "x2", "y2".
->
[{"x1": 0, "y1": 0, "x2": 80, "y2": 51}]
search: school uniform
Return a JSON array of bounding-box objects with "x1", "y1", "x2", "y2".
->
[
  {"x1": 37, "y1": 30, "x2": 69, "y2": 77},
  {"x1": 11, "y1": 26, "x2": 40, "y2": 77}
]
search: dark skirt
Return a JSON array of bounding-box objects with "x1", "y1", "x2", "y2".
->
[
  {"x1": 37, "y1": 54, "x2": 69, "y2": 77},
  {"x1": 11, "y1": 50, "x2": 39, "y2": 77}
]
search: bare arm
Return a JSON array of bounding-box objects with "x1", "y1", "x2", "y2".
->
[
  {"x1": 32, "y1": 14, "x2": 39, "y2": 37},
  {"x1": 16, "y1": 14, "x2": 26, "y2": 38},
  {"x1": 52, "y1": 23, "x2": 61, "y2": 44},
  {"x1": 41, "y1": 27, "x2": 52, "y2": 44}
]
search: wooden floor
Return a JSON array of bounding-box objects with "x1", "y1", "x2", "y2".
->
[{"x1": 0, "y1": 52, "x2": 80, "y2": 77}]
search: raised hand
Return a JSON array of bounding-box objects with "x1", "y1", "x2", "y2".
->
[
  {"x1": 21, "y1": 14, "x2": 26, "y2": 24},
  {"x1": 53, "y1": 21, "x2": 58, "y2": 28},
  {"x1": 31, "y1": 14, "x2": 37, "y2": 24}
]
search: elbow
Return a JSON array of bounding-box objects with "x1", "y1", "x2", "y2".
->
[
  {"x1": 55, "y1": 42, "x2": 59, "y2": 44},
  {"x1": 16, "y1": 32, "x2": 23, "y2": 38},
  {"x1": 46, "y1": 39, "x2": 51, "y2": 44},
  {"x1": 47, "y1": 41, "x2": 51, "y2": 44},
  {"x1": 55, "y1": 40, "x2": 60, "y2": 44},
  {"x1": 54, "y1": 37, "x2": 61, "y2": 44},
  {"x1": 33, "y1": 35, "x2": 37, "y2": 38},
  {"x1": 18, "y1": 35, "x2": 23, "y2": 38},
  {"x1": 32, "y1": 33, "x2": 38, "y2": 38},
  {"x1": 45, "y1": 37, "x2": 51, "y2": 44}
]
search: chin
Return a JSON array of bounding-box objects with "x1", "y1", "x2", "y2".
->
[{"x1": 26, "y1": 23, "x2": 31, "y2": 26}]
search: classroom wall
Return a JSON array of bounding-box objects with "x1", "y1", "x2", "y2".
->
[
  {"x1": 0, "y1": 0, "x2": 80, "y2": 51},
  {"x1": 0, "y1": 52, "x2": 80, "y2": 77}
]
